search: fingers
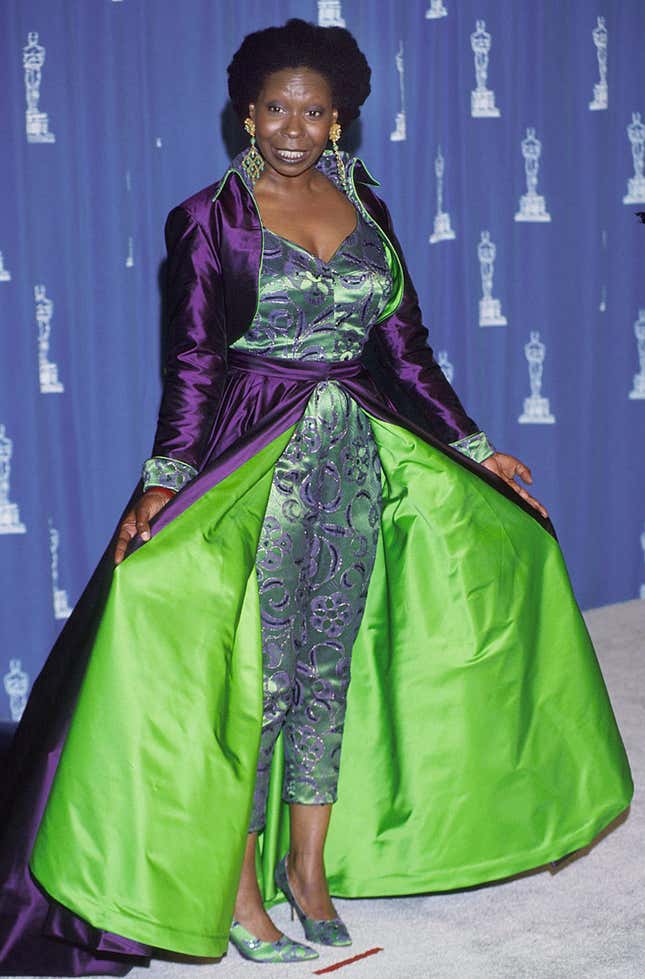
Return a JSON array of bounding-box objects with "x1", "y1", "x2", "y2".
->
[
  {"x1": 135, "y1": 512, "x2": 152, "y2": 543},
  {"x1": 114, "y1": 512, "x2": 136, "y2": 565},
  {"x1": 514, "y1": 462, "x2": 533, "y2": 483},
  {"x1": 500, "y1": 455, "x2": 532, "y2": 483},
  {"x1": 502, "y1": 476, "x2": 549, "y2": 519},
  {"x1": 480, "y1": 454, "x2": 547, "y2": 517},
  {"x1": 504, "y1": 460, "x2": 548, "y2": 516},
  {"x1": 113, "y1": 492, "x2": 174, "y2": 566},
  {"x1": 113, "y1": 504, "x2": 152, "y2": 567},
  {"x1": 113, "y1": 515, "x2": 150, "y2": 566}
]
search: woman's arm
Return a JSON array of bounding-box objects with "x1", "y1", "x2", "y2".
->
[
  {"x1": 146, "y1": 205, "x2": 228, "y2": 478},
  {"x1": 368, "y1": 198, "x2": 548, "y2": 517},
  {"x1": 369, "y1": 199, "x2": 493, "y2": 459},
  {"x1": 115, "y1": 206, "x2": 227, "y2": 562}
]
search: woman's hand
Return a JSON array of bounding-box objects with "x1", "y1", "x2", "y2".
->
[
  {"x1": 481, "y1": 452, "x2": 549, "y2": 519},
  {"x1": 114, "y1": 489, "x2": 174, "y2": 566}
]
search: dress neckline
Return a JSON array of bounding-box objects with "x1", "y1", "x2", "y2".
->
[{"x1": 262, "y1": 212, "x2": 360, "y2": 266}]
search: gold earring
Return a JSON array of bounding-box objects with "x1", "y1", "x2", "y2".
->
[
  {"x1": 241, "y1": 117, "x2": 265, "y2": 184},
  {"x1": 328, "y1": 121, "x2": 347, "y2": 191}
]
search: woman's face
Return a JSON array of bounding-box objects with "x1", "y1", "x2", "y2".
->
[{"x1": 248, "y1": 66, "x2": 338, "y2": 180}]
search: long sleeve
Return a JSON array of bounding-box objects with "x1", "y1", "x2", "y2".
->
[
  {"x1": 147, "y1": 205, "x2": 228, "y2": 473},
  {"x1": 368, "y1": 199, "x2": 493, "y2": 455}
]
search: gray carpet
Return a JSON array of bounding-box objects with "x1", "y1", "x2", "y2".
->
[{"x1": 5, "y1": 599, "x2": 645, "y2": 979}]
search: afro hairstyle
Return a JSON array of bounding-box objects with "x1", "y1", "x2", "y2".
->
[{"x1": 227, "y1": 17, "x2": 371, "y2": 129}]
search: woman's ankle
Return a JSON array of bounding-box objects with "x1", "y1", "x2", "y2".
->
[
  {"x1": 286, "y1": 855, "x2": 336, "y2": 919},
  {"x1": 233, "y1": 903, "x2": 282, "y2": 942},
  {"x1": 288, "y1": 848, "x2": 325, "y2": 883}
]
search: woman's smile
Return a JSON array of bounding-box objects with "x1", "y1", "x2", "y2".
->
[{"x1": 272, "y1": 147, "x2": 310, "y2": 163}]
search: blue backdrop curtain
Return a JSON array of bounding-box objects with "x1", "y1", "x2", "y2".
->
[{"x1": 1, "y1": 0, "x2": 644, "y2": 722}]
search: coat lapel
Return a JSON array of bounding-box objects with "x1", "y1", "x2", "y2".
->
[{"x1": 207, "y1": 150, "x2": 387, "y2": 347}]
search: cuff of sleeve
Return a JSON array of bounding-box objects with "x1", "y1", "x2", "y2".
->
[
  {"x1": 448, "y1": 431, "x2": 496, "y2": 463},
  {"x1": 142, "y1": 455, "x2": 198, "y2": 493}
]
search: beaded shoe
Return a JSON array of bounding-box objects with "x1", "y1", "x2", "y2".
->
[
  {"x1": 229, "y1": 919, "x2": 319, "y2": 962},
  {"x1": 274, "y1": 854, "x2": 352, "y2": 947}
]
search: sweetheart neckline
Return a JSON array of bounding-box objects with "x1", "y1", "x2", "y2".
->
[{"x1": 261, "y1": 214, "x2": 360, "y2": 265}]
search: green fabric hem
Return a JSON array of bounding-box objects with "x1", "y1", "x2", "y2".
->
[{"x1": 266, "y1": 795, "x2": 632, "y2": 906}]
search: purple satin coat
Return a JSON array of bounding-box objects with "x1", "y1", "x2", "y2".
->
[
  {"x1": 0, "y1": 154, "x2": 555, "y2": 978},
  {"x1": 152, "y1": 158, "x2": 479, "y2": 467},
  {"x1": 140, "y1": 155, "x2": 554, "y2": 543}
]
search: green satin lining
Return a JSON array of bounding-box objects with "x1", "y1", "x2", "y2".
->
[
  {"x1": 29, "y1": 414, "x2": 633, "y2": 958},
  {"x1": 212, "y1": 153, "x2": 403, "y2": 326},
  {"x1": 370, "y1": 224, "x2": 403, "y2": 323},
  {"x1": 346, "y1": 172, "x2": 403, "y2": 324}
]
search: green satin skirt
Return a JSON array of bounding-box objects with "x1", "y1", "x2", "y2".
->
[{"x1": 29, "y1": 410, "x2": 634, "y2": 958}]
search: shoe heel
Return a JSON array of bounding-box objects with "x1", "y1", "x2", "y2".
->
[{"x1": 274, "y1": 853, "x2": 352, "y2": 948}]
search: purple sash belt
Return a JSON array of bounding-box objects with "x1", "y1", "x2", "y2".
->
[{"x1": 227, "y1": 348, "x2": 367, "y2": 382}]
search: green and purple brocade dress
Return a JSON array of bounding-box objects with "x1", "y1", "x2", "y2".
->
[{"x1": 230, "y1": 207, "x2": 393, "y2": 830}]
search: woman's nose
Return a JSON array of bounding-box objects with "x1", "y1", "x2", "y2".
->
[{"x1": 283, "y1": 113, "x2": 305, "y2": 136}]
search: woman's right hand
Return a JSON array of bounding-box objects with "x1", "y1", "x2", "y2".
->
[{"x1": 114, "y1": 489, "x2": 174, "y2": 565}]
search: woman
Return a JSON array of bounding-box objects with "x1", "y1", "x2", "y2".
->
[{"x1": 0, "y1": 17, "x2": 633, "y2": 974}]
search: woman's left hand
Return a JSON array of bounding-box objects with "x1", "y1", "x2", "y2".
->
[{"x1": 481, "y1": 452, "x2": 549, "y2": 519}]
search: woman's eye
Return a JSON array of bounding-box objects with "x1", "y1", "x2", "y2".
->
[{"x1": 265, "y1": 105, "x2": 323, "y2": 117}]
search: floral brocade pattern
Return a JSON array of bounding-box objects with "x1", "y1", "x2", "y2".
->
[
  {"x1": 243, "y1": 198, "x2": 391, "y2": 830},
  {"x1": 450, "y1": 429, "x2": 496, "y2": 463},
  {"x1": 230, "y1": 211, "x2": 393, "y2": 361},
  {"x1": 141, "y1": 455, "x2": 198, "y2": 492},
  {"x1": 248, "y1": 381, "x2": 382, "y2": 830}
]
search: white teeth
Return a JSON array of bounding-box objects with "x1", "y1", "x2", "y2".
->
[{"x1": 275, "y1": 149, "x2": 307, "y2": 160}]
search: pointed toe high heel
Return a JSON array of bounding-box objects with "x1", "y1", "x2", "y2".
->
[
  {"x1": 229, "y1": 919, "x2": 319, "y2": 962},
  {"x1": 274, "y1": 853, "x2": 352, "y2": 947}
]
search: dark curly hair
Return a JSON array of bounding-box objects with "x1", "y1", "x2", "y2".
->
[{"x1": 227, "y1": 18, "x2": 371, "y2": 129}]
